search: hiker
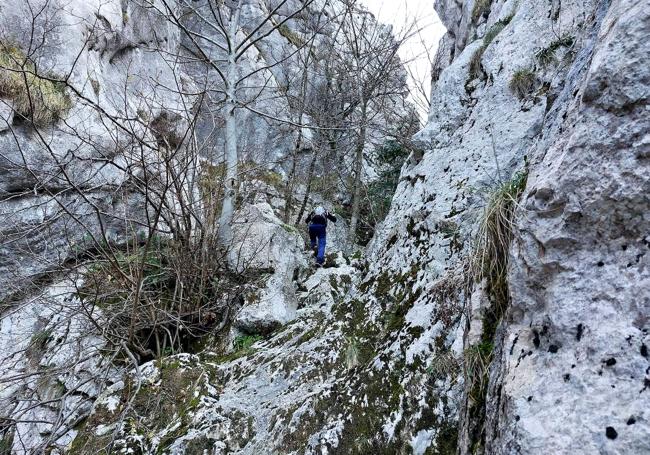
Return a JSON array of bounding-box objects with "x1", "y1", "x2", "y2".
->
[{"x1": 305, "y1": 206, "x2": 337, "y2": 266}]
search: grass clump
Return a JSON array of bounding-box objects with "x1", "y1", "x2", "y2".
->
[
  {"x1": 471, "y1": 0, "x2": 493, "y2": 22},
  {"x1": 509, "y1": 68, "x2": 536, "y2": 99},
  {"x1": 535, "y1": 34, "x2": 575, "y2": 66},
  {"x1": 483, "y1": 15, "x2": 513, "y2": 46},
  {"x1": 465, "y1": 170, "x2": 527, "y2": 452},
  {"x1": 427, "y1": 351, "x2": 461, "y2": 380},
  {"x1": 468, "y1": 15, "x2": 514, "y2": 81},
  {"x1": 0, "y1": 42, "x2": 71, "y2": 126},
  {"x1": 469, "y1": 46, "x2": 486, "y2": 80},
  {"x1": 471, "y1": 170, "x2": 527, "y2": 307}
]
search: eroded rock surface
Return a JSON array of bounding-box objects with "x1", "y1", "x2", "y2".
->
[{"x1": 1, "y1": 0, "x2": 649, "y2": 453}]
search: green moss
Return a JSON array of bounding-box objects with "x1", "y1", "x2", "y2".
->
[
  {"x1": 469, "y1": 14, "x2": 513, "y2": 80},
  {"x1": 0, "y1": 432, "x2": 14, "y2": 455},
  {"x1": 233, "y1": 334, "x2": 263, "y2": 352},
  {"x1": 0, "y1": 42, "x2": 72, "y2": 125},
  {"x1": 281, "y1": 223, "x2": 299, "y2": 234},
  {"x1": 429, "y1": 422, "x2": 459, "y2": 455},
  {"x1": 483, "y1": 15, "x2": 513, "y2": 47},
  {"x1": 329, "y1": 275, "x2": 339, "y2": 293},
  {"x1": 374, "y1": 272, "x2": 393, "y2": 297},
  {"x1": 184, "y1": 436, "x2": 215, "y2": 453},
  {"x1": 71, "y1": 359, "x2": 208, "y2": 453},
  {"x1": 323, "y1": 252, "x2": 338, "y2": 268}
]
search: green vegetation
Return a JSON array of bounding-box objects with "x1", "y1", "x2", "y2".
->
[
  {"x1": 0, "y1": 432, "x2": 13, "y2": 455},
  {"x1": 536, "y1": 34, "x2": 575, "y2": 66},
  {"x1": 509, "y1": 68, "x2": 536, "y2": 99},
  {"x1": 26, "y1": 328, "x2": 53, "y2": 364},
  {"x1": 69, "y1": 360, "x2": 208, "y2": 454},
  {"x1": 471, "y1": 0, "x2": 492, "y2": 22},
  {"x1": 471, "y1": 170, "x2": 527, "y2": 312},
  {"x1": 0, "y1": 42, "x2": 71, "y2": 125},
  {"x1": 468, "y1": 15, "x2": 513, "y2": 81},
  {"x1": 233, "y1": 334, "x2": 263, "y2": 353},
  {"x1": 357, "y1": 139, "x2": 411, "y2": 244},
  {"x1": 484, "y1": 15, "x2": 513, "y2": 46}
]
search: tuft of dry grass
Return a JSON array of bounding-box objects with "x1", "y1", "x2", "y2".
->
[
  {"x1": 472, "y1": 0, "x2": 493, "y2": 22},
  {"x1": 0, "y1": 42, "x2": 71, "y2": 126},
  {"x1": 470, "y1": 170, "x2": 527, "y2": 314},
  {"x1": 536, "y1": 34, "x2": 575, "y2": 67},
  {"x1": 469, "y1": 46, "x2": 486, "y2": 80},
  {"x1": 509, "y1": 68, "x2": 536, "y2": 99}
]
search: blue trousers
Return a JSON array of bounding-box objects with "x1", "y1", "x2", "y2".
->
[{"x1": 308, "y1": 224, "x2": 327, "y2": 264}]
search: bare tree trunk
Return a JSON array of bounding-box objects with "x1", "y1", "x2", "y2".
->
[
  {"x1": 217, "y1": 4, "x2": 242, "y2": 246},
  {"x1": 295, "y1": 147, "x2": 319, "y2": 225},
  {"x1": 348, "y1": 98, "x2": 367, "y2": 244},
  {"x1": 283, "y1": 129, "x2": 302, "y2": 223}
]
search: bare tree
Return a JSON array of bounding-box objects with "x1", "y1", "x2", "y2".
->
[
  {"x1": 336, "y1": 2, "x2": 413, "y2": 245},
  {"x1": 154, "y1": 0, "x2": 327, "y2": 245}
]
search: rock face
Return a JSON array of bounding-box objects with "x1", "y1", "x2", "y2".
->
[
  {"x1": 231, "y1": 203, "x2": 306, "y2": 335},
  {"x1": 486, "y1": 1, "x2": 650, "y2": 452},
  {"x1": 1, "y1": 0, "x2": 649, "y2": 453}
]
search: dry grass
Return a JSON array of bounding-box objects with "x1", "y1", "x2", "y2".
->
[
  {"x1": 471, "y1": 0, "x2": 493, "y2": 22},
  {"x1": 536, "y1": 34, "x2": 575, "y2": 67},
  {"x1": 470, "y1": 171, "x2": 527, "y2": 317},
  {"x1": 509, "y1": 68, "x2": 536, "y2": 99},
  {"x1": 428, "y1": 351, "x2": 461, "y2": 380},
  {"x1": 469, "y1": 46, "x2": 486, "y2": 80},
  {"x1": 463, "y1": 341, "x2": 493, "y2": 401},
  {"x1": 0, "y1": 42, "x2": 71, "y2": 126},
  {"x1": 464, "y1": 171, "x2": 527, "y2": 452}
]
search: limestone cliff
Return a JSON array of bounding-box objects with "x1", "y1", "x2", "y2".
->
[{"x1": 1, "y1": 0, "x2": 649, "y2": 453}]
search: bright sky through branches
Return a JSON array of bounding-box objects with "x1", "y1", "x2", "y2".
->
[{"x1": 359, "y1": 0, "x2": 446, "y2": 122}]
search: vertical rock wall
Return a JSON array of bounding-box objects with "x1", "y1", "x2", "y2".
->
[{"x1": 486, "y1": 0, "x2": 650, "y2": 453}]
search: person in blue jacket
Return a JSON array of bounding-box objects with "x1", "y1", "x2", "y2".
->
[{"x1": 305, "y1": 206, "x2": 337, "y2": 266}]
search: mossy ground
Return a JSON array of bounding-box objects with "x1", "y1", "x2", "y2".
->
[{"x1": 69, "y1": 359, "x2": 208, "y2": 454}]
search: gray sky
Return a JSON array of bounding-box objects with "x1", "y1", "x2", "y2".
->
[{"x1": 359, "y1": 0, "x2": 446, "y2": 120}]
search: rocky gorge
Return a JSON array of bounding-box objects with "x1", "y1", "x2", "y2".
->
[{"x1": 1, "y1": 0, "x2": 649, "y2": 454}]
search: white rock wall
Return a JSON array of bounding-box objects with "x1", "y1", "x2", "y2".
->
[{"x1": 487, "y1": 0, "x2": 650, "y2": 453}]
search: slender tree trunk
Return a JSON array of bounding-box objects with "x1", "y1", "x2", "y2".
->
[
  {"x1": 282, "y1": 129, "x2": 301, "y2": 223},
  {"x1": 217, "y1": 5, "x2": 241, "y2": 247},
  {"x1": 295, "y1": 147, "x2": 319, "y2": 225},
  {"x1": 348, "y1": 98, "x2": 367, "y2": 245}
]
